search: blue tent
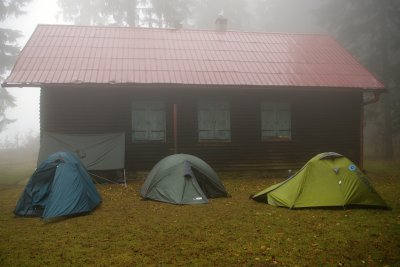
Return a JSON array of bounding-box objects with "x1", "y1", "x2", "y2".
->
[{"x1": 14, "y1": 151, "x2": 101, "y2": 219}]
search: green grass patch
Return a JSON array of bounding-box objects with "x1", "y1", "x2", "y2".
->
[
  {"x1": 364, "y1": 159, "x2": 400, "y2": 177},
  {"x1": 0, "y1": 162, "x2": 36, "y2": 185},
  {"x1": 0, "y1": 162, "x2": 399, "y2": 266}
]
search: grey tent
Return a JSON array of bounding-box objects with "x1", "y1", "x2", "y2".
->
[{"x1": 140, "y1": 154, "x2": 228, "y2": 204}]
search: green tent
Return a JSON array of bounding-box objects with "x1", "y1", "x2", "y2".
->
[
  {"x1": 140, "y1": 154, "x2": 228, "y2": 204},
  {"x1": 251, "y1": 152, "x2": 389, "y2": 209}
]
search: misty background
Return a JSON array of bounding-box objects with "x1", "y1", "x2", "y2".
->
[{"x1": 1, "y1": 0, "x2": 399, "y2": 164}]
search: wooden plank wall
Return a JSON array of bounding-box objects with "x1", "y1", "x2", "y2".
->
[{"x1": 41, "y1": 86, "x2": 362, "y2": 171}]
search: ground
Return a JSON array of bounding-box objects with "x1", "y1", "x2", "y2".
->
[{"x1": 0, "y1": 161, "x2": 399, "y2": 266}]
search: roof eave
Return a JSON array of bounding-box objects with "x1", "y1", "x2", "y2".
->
[
  {"x1": 1, "y1": 82, "x2": 43, "y2": 88},
  {"x1": 1, "y1": 82, "x2": 387, "y2": 92},
  {"x1": 361, "y1": 86, "x2": 387, "y2": 93}
]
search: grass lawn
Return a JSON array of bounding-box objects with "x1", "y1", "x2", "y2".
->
[{"x1": 0, "y1": 161, "x2": 399, "y2": 266}]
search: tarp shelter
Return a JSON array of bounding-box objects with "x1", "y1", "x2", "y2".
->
[
  {"x1": 251, "y1": 152, "x2": 388, "y2": 209},
  {"x1": 14, "y1": 151, "x2": 102, "y2": 219},
  {"x1": 140, "y1": 154, "x2": 229, "y2": 204},
  {"x1": 38, "y1": 132, "x2": 125, "y2": 170}
]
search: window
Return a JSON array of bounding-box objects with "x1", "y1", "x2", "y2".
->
[
  {"x1": 261, "y1": 102, "x2": 291, "y2": 140},
  {"x1": 132, "y1": 101, "x2": 166, "y2": 142},
  {"x1": 198, "y1": 101, "x2": 231, "y2": 141}
]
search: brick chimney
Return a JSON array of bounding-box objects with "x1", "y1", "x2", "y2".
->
[
  {"x1": 174, "y1": 21, "x2": 183, "y2": 30},
  {"x1": 215, "y1": 15, "x2": 227, "y2": 31}
]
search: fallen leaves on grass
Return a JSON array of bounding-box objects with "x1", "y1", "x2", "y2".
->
[{"x1": 0, "y1": 169, "x2": 399, "y2": 266}]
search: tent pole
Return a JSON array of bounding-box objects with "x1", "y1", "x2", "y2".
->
[{"x1": 173, "y1": 103, "x2": 178, "y2": 154}]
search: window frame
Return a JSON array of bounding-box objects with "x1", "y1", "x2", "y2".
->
[
  {"x1": 261, "y1": 101, "x2": 292, "y2": 142},
  {"x1": 131, "y1": 100, "x2": 166, "y2": 143},
  {"x1": 197, "y1": 100, "x2": 231, "y2": 143}
]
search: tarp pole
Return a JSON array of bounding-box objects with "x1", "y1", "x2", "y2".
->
[
  {"x1": 173, "y1": 103, "x2": 178, "y2": 154},
  {"x1": 360, "y1": 102, "x2": 364, "y2": 170},
  {"x1": 123, "y1": 168, "x2": 127, "y2": 187}
]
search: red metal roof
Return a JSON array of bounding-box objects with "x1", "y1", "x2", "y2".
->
[{"x1": 3, "y1": 24, "x2": 384, "y2": 90}]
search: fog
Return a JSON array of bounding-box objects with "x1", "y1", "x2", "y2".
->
[
  {"x1": 0, "y1": 0, "x2": 62, "y2": 145},
  {"x1": 1, "y1": 0, "x2": 399, "y2": 160}
]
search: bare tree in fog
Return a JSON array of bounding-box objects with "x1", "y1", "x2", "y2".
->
[
  {"x1": 57, "y1": 0, "x2": 194, "y2": 28},
  {"x1": 57, "y1": 0, "x2": 139, "y2": 26},
  {"x1": 251, "y1": 0, "x2": 324, "y2": 33},
  {"x1": 151, "y1": 0, "x2": 194, "y2": 28}
]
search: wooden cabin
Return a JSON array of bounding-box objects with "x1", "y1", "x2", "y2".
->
[{"x1": 3, "y1": 25, "x2": 384, "y2": 171}]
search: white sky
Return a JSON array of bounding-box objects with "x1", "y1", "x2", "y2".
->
[{"x1": 0, "y1": 0, "x2": 63, "y2": 144}]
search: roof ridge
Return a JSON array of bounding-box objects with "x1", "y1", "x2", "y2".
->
[{"x1": 35, "y1": 23, "x2": 331, "y2": 38}]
